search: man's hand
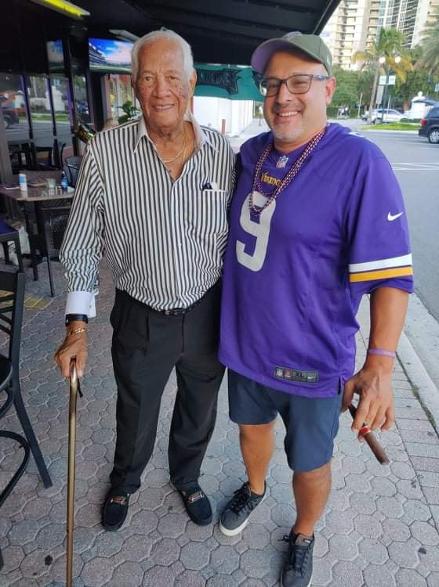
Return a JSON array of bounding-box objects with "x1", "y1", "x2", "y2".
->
[
  {"x1": 54, "y1": 321, "x2": 88, "y2": 378},
  {"x1": 342, "y1": 360, "x2": 395, "y2": 436}
]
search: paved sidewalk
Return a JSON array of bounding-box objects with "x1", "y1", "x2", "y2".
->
[{"x1": 1, "y1": 120, "x2": 439, "y2": 586}]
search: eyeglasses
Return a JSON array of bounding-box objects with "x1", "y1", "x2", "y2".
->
[{"x1": 259, "y1": 74, "x2": 330, "y2": 97}]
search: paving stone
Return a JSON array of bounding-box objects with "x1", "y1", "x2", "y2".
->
[
  {"x1": 377, "y1": 495, "x2": 406, "y2": 519},
  {"x1": 397, "y1": 419, "x2": 438, "y2": 432},
  {"x1": 403, "y1": 500, "x2": 436, "y2": 524},
  {"x1": 1, "y1": 545, "x2": 25, "y2": 572},
  {"x1": 423, "y1": 487, "x2": 439, "y2": 506},
  {"x1": 383, "y1": 518, "x2": 412, "y2": 542},
  {"x1": 331, "y1": 560, "x2": 364, "y2": 586},
  {"x1": 35, "y1": 522, "x2": 65, "y2": 550},
  {"x1": 399, "y1": 429, "x2": 439, "y2": 444},
  {"x1": 179, "y1": 541, "x2": 211, "y2": 570},
  {"x1": 427, "y1": 573, "x2": 439, "y2": 586},
  {"x1": 142, "y1": 562, "x2": 182, "y2": 585},
  {"x1": 325, "y1": 509, "x2": 356, "y2": 534},
  {"x1": 397, "y1": 478, "x2": 425, "y2": 499},
  {"x1": 388, "y1": 537, "x2": 422, "y2": 568},
  {"x1": 118, "y1": 533, "x2": 153, "y2": 562},
  {"x1": 206, "y1": 574, "x2": 240, "y2": 586},
  {"x1": 327, "y1": 533, "x2": 359, "y2": 561},
  {"x1": 157, "y1": 512, "x2": 188, "y2": 539},
  {"x1": 363, "y1": 564, "x2": 397, "y2": 587},
  {"x1": 411, "y1": 457, "x2": 439, "y2": 474},
  {"x1": 358, "y1": 536, "x2": 389, "y2": 564},
  {"x1": 8, "y1": 519, "x2": 43, "y2": 546},
  {"x1": 395, "y1": 568, "x2": 429, "y2": 586},
  {"x1": 354, "y1": 514, "x2": 384, "y2": 538},
  {"x1": 406, "y1": 444, "x2": 439, "y2": 459},
  {"x1": 175, "y1": 570, "x2": 206, "y2": 586},
  {"x1": 311, "y1": 556, "x2": 334, "y2": 586},
  {"x1": 109, "y1": 561, "x2": 144, "y2": 586},
  {"x1": 150, "y1": 537, "x2": 180, "y2": 566},
  {"x1": 411, "y1": 521, "x2": 439, "y2": 546},
  {"x1": 209, "y1": 544, "x2": 240, "y2": 574}
]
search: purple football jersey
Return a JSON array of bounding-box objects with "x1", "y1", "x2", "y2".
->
[{"x1": 219, "y1": 123, "x2": 413, "y2": 397}]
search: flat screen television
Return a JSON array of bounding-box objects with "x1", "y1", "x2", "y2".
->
[
  {"x1": 47, "y1": 40, "x2": 65, "y2": 73},
  {"x1": 89, "y1": 38, "x2": 133, "y2": 73}
]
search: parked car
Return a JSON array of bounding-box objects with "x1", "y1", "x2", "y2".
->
[
  {"x1": 361, "y1": 108, "x2": 404, "y2": 123},
  {"x1": 418, "y1": 105, "x2": 439, "y2": 144},
  {"x1": 0, "y1": 96, "x2": 19, "y2": 128}
]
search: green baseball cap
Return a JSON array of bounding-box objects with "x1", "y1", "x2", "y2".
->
[{"x1": 251, "y1": 31, "x2": 333, "y2": 76}]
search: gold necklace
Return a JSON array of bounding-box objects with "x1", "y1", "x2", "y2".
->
[
  {"x1": 157, "y1": 130, "x2": 186, "y2": 165},
  {"x1": 249, "y1": 126, "x2": 327, "y2": 217}
]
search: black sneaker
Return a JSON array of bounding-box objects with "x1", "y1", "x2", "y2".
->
[
  {"x1": 281, "y1": 532, "x2": 315, "y2": 587},
  {"x1": 219, "y1": 482, "x2": 265, "y2": 536}
]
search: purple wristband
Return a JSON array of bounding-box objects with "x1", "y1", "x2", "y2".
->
[{"x1": 367, "y1": 348, "x2": 396, "y2": 358}]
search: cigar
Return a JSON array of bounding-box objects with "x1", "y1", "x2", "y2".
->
[{"x1": 348, "y1": 404, "x2": 390, "y2": 465}]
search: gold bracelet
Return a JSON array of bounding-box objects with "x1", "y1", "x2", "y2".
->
[{"x1": 67, "y1": 327, "x2": 87, "y2": 336}]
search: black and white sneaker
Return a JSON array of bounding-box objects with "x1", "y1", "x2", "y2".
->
[
  {"x1": 219, "y1": 482, "x2": 265, "y2": 536},
  {"x1": 281, "y1": 532, "x2": 315, "y2": 587}
]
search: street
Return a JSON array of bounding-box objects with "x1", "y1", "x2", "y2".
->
[{"x1": 344, "y1": 124, "x2": 439, "y2": 322}]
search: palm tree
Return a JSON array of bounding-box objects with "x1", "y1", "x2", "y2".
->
[
  {"x1": 353, "y1": 28, "x2": 411, "y2": 122},
  {"x1": 421, "y1": 7, "x2": 439, "y2": 75}
]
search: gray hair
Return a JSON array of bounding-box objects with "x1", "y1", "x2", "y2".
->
[{"x1": 131, "y1": 29, "x2": 194, "y2": 81}]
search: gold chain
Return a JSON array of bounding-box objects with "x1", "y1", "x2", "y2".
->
[
  {"x1": 155, "y1": 129, "x2": 186, "y2": 165},
  {"x1": 249, "y1": 126, "x2": 327, "y2": 216}
]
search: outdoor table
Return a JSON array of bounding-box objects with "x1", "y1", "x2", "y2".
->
[{"x1": 0, "y1": 172, "x2": 74, "y2": 280}]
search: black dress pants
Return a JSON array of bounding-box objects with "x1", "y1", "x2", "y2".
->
[{"x1": 109, "y1": 283, "x2": 224, "y2": 493}]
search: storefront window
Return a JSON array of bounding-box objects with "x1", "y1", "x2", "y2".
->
[
  {"x1": 105, "y1": 74, "x2": 137, "y2": 126},
  {"x1": 0, "y1": 73, "x2": 29, "y2": 142},
  {"x1": 73, "y1": 74, "x2": 90, "y2": 126},
  {"x1": 50, "y1": 75, "x2": 72, "y2": 150},
  {"x1": 27, "y1": 75, "x2": 52, "y2": 151}
]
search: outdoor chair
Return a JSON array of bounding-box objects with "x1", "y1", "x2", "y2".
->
[
  {"x1": 0, "y1": 269, "x2": 52, "y2": 495},
  {"x1": 0, "y1": 218, "x2": 24, "y2": 272},
  {"x1": 40, "y1": 203, "x2": 72, "y2": 296},
  {"x1": 63, "y1": 155, "x2": 82, "y2": 187}
]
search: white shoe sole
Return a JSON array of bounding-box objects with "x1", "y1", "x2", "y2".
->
[{"x1": 218, "y1": 492, "x2": 265, "y2": 537}]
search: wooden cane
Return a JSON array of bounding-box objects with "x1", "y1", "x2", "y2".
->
[
  {"x1": 66, "y1": 360, "x2": 82, "y2": 587},
  {"x1": 348, "y1": 404, "x2": 390, "y2": 465}
]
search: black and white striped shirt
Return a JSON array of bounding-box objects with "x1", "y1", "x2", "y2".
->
[{"x1": 60, "y1": 115, "x2": 235, "y2": 315}]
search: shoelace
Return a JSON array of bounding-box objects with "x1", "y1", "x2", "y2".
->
[
  {"x1": 281, "y1": 535, "x2": 312, "y2": 577},
  {"x1": 230, "y1": 484, "x2": 259, "y2": 514}
]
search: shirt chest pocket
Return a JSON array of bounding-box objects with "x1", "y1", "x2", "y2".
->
[{"x1": 189, "y1": 189, "x2": 229, "y2": 240}]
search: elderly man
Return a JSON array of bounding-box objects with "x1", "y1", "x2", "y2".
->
[
  {"x1": 218, "y1": 32, "x2": 413, "y2": 586},
  {"x1": 55, "y1": 29, "x2": 234, "y2": 531}
]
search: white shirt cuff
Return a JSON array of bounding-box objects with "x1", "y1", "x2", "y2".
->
[{"x1": 65, "y1": 291, "x2": 96, "y2": 318}]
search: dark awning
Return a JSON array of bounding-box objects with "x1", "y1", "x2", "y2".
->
[{"x1": 1, "y1": 0, "x2": 340, "y2": 72}]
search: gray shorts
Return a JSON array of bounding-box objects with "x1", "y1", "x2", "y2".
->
[{"x1": 228, "y1": 370, "x2": 343, "y2": 472}]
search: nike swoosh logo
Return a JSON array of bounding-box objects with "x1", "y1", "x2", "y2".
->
[{"x1": 387, "y1": 211, "x2": 404, "y2": 221}]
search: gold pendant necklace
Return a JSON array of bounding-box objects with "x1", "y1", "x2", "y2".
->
[
  {"x1": 156, "y1": 129, "x2": 186, "y2": 165},
  {"x1": 249, "y1": 126, "x2": 327, "y2": 217}
]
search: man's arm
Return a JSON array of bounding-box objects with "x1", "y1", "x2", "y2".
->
[
  {"x1": 54, "y1": 144, "x2": 104, "y2": 379},
  {"x1": 342, "y1": 286, "x2": 409, "y2": 434}
]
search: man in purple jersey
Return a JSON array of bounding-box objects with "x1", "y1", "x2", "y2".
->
[{"x1": 218, "y1": 32, "x2": 413, "y2": 587}]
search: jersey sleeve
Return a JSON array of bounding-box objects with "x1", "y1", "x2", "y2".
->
[{"x1": 346, "y1": 148, "x2": 414, "y2": 298}]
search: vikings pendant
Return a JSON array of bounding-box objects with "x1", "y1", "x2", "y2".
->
[{"x1": 276, "y1": 155, "x2": 289, "y2": 168}]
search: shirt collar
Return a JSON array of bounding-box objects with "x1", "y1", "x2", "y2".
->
[{"x1": 133, "y1": 111, "x2": 218, "y2": 153}]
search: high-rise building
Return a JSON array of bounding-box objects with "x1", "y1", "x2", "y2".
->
[
  {"x1": 412, "y1": 0, "x2": 439, "y2": 46},
  {"x1": 379, "y1": 0, "x2": 420, "y2": 46},
  {"x1": 323, "y1": 0, "x2": 439, "y2": 69},
  {"x1": 322, "y1": 0, "x2": 382, "y2": 70}
]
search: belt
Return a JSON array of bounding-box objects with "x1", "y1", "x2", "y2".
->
[{"x1": 158, "y1": 296, "x2": 204, "y2": 317}]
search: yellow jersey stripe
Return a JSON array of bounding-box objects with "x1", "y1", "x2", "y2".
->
[{"x1": 349, "y1": 266, "x2": 413, "y2": 283}]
